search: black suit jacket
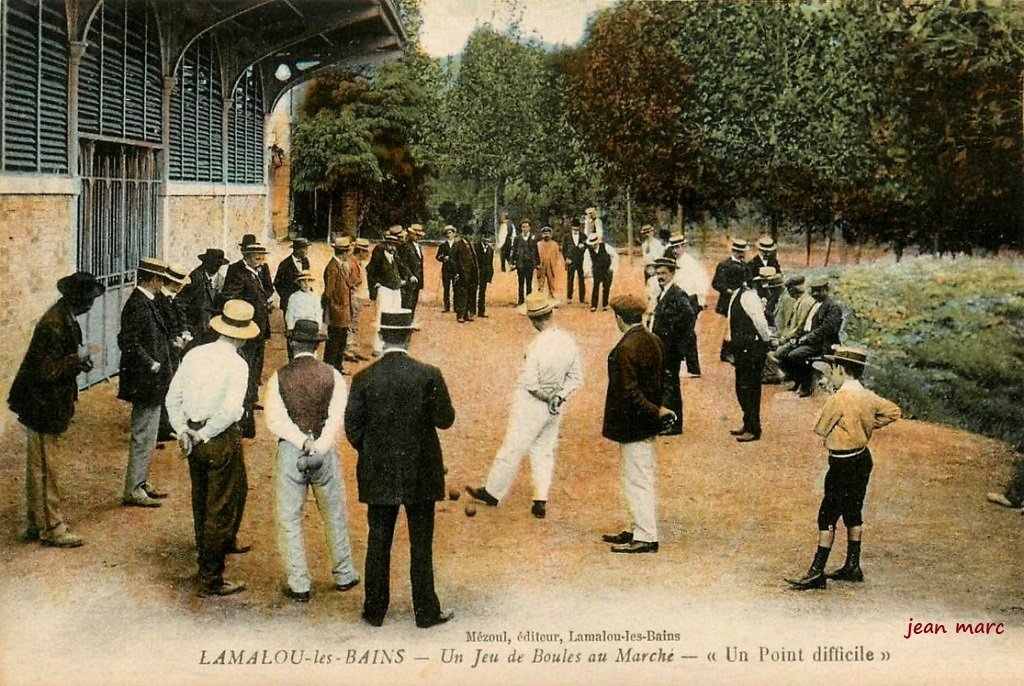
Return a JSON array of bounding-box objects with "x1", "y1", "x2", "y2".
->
[
  {"x1": 602, "y1": 325, "x2": 664, "y2": 444},
  {"x1": 365, "y1": 245, "x2": 406, "y2": 300},
  {"x1": 746, "y1": 254, "x2": 782, "y2": 282},
  {"x1": 712, "y1": 257, "x2": 747, "y2": 315},
  {"x1": 8, "y1": 300, "x2": 84, "y2": 434},
  {"x1": 398, "y1": 242, "x2": 425, "y2": 291},
  {"x1": 176, "y1": 267, "x2": 217, "y2": 337},
  {"x1": 799, "y1": 298, "x2": 843, "y2": 353},
  {"x1": 219, "y1": 260, "x2": 271, "y2": 340},
  {"x1": 474, "y1": 241, "x2": 494, "y2": 284},
  {"x1": 451, "y1": 238, "x2": 478, "y2": 287},
  {"x1": 273, "y1": 253, "x2": 310, "y2": 314},
  {"x1": 511, "y1": 234, "x2": 539, "y2": 270},
  {"x1": 345, "y1": 352, "x2": 455, "y2": 505},
  {"x1": 561, "y1": 230, "x2": 587, "y2": 267},
  {"x1": 435, "y1": 240, "x2": 457, "y2": 278},
  {"x1": 651, "y1": 283, "x2": 696, "y2": 356},
  {"x1": 117, "y1": 288, "x2": 173, "y2": 404}
]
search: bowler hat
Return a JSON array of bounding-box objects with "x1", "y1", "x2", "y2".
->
[
  {"x1": 57, "y1": 272, "x2": 105, "y2": 300},
  {"x1": 137, "y1": 257, "x2": 169, "y2": 279},
  {"x1": 379, "y1": 309, "x2": 419, "y2": 330},
  {"x1": 823, "y1": 345, "x2": 868, "y2": 367},
  {"x1": 210, "y1": 300, "x2": 261, "y2": 340},
  {"x1": 653, "y1": 257, "x2": 678, "y2": 271},
  {"x1": 286, "y1": 319, "x2": 326, "y2": 342},
  {"x1": 292, "y1": 237, "x2": 310, "y2": 249},
  {"x1": 238, "y1": 234, "x2": 258, "y2": 247},
  {"x1": 523, "y1": 292, "x2": 555, "y2": 318},
  {"x1": 197, "y1": 248, "x2": 228, "y2": 266}
]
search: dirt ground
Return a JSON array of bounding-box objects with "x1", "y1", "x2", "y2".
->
[{"x1": 1, "y1": 240, "x2": 1022, "y2": 686}]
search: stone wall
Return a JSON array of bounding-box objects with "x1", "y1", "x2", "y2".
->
[
  {"x1": 163, "y1": 186, "x2": 272, "y2": 270},
  {"x1": 0, "y1": 189, "x2": 76, "y2": 433}
]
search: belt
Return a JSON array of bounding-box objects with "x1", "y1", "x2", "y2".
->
[
  {"x1": 829, "y1": 448, "x2": 866, "y2": 459},
  {"x1": 187, "y1": 419, "x2": 207, "y2": 431}
]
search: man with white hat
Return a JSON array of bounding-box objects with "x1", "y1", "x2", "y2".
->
[
  {"x1": 8, "y1": 272, "x2": 104, "y2": 547},
  {"x1": 712, "y1": 238, "x2": 750, "y2": 362},
  {"x1": 747, "y1": 235, "x2": 782, "y2": 283},
  {"x1": 264, "y1": 320, "x2": 360, "y2": 602},
  {"x1": 119, "y1": 258, "x2": 174, "y2": 508},
  {"x1": 166, "y1": 299, "x2": 261, "y2": 597},
  {"x1": 347, "y1": 238, "x2": 372, "y2": 361},
  {"x1": 220, "y1": 239, "x2": 272, "y2": 437},
  {"x1": 727, "y1": 268, "x2": 779, "y2": 442},
  {"x1": 466, "y1": 292, "x2": 583, "y2": 519}
]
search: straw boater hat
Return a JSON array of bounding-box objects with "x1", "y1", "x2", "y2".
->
[
  {"x1": 137, "y1": 257, "x2": 169, "y2": 279},
  {"x1": 57, "y1": 272, "x2": 105, "y2": 300},
  {"x1": 333, "y1": 236, "x2": 352, "y2": 251},
  {"x1": 668, "y1": 232, "x2": 687, "y2": 246},
  {"x1": 164, "y1": 264, "x2": 191, "y2": 286},
  {"x1": 210, "y1": 300, "x2": 260, "y2": 340},
  {"x1": 823, "y1": 345, "x2": 868, "y2": 367},
  {"x1": 523, "y1": 292, "x2": 555, "y2": 319},
  {"x1": 384, "y1": 227, "x2": 403, "y2": 243},
  {"x1": 653, "y1": 257, "x2": 678, "y2": 271},
  {"x1": 378, "y1": 309, "x2": 419, "y2": 331},
  {"x1": 241, "y1": 240, "x2": 268, "y2": 254},
  {"x1": 730, "y1": 238, "x2": 750, "y2": 253},
  {"x1": 640, "y1": 224, "x2": 654, "y2": 236},
  {"x1": 286, "y1": 319, "x2": 326, "y2": 342},
  {"x1": 408, "y1": 224, "x2": 425, "y2": 237},
  {"x1": 443, "y1": 225, "x2": 456, "y2": 235},
  {"x1": 757, "y1": 236, "x2": 777, "y2": 252},
  {"x1": 354, "y1": 238, "x2": 371, "y2": 251},
  {"x1": 197, "y1": 248, "x2": 229, "y2": 266},
  {"x1": 294, "y1": 269, "x2": 315, "y2": 284}
]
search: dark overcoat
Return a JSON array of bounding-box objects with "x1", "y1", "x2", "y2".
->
[
  {"x1": 602, "y1": 326, "x2": 664, "y2": 444},
  {"x1": 117, "y1": 288, "x2": 173, "y2": 404}
]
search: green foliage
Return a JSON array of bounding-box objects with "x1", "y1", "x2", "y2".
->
[{"x1": 835, "y1": 258, "x2": 1024, "y2": 450}]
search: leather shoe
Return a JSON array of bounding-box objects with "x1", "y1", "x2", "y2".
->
[
  {"x1": 602, "y1": 530, "x2": 633, "y2": 544},
  {"x1": 142, "y1": 482, "x2": 168, "y2": 499},
  {"x1": 284, "y1": 586, "x2": 311, "y2": 602},
  {"x1": 735, "y1": 432, "x2": 760, "y2": 443},
  {"x1": 610, "y1": 540, "x2": 658, "y2": 554},
  {"x1": 798, "y1": 387, "x2": 814, "y2": 398},
  {"x1": 416, "y1": 609, "x2": 454, "y2": 628},
  {"x1": 123, "y1": 488, "x2": 161, "y2": 508},
  {"x1": 729, "y1": 427, "x2": 747, "y2": 436},
  {"x1": 198, "y1": 580, "x2": 246, "y2": 597},
  {"x1": 362, "y1": 612, "x2": 384, "y2": 627},
  {"x1": 785, "y1": 570, "x2": 827, "y2": 590},
  {"x1": 227, "y1": 543, "x2": 252, "y2": 555},
  {"x1": 531, "y1": 500, "x2": 546, "y2": 519},
  {"x1": 23, "y1": 527, "x2": 41, "y2": 542},
  {"x1": 986, "y1": 492, "x2": 1019, "y2": 508},
  {"x1": 825, "y1": 565, "x2": 864, "y2": 582},
  {"x1": 465, "y1": 486, "x2": 498, "y2": 506},
  {"x1": 40, "y1": 527, "x2": 84, "y2": 548},
  {"x1": 336, "y1": 579, "x2": 360, "y2": 592}
]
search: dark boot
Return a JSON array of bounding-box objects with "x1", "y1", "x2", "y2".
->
[
  {"x1": 786, "y1": 546, "x2": 830, "y2": 590},
  {"x1": 826, "y1": 540, "x2": 864, "y2": 581}
]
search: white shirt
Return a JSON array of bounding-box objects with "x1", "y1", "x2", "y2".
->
[
  {"x1": 673, "y1": 252, "x2": 710, "y2": 307},
  {"x1": 263, "y1": 354, "x2": 347, "y2": 453},
  {"x1": 516, "y1": 326, "x2": 584, "y2": 402},
  {"x1": 732, "y1": 289, "x2": 774, "y2": 341},
  {"x1": 165, "y1": 338, "x2": 249, "y2": 443},
  {"x1": 804, "y1": 301, "x2": 822, "y2": 332},
  {"x1": 641, "y1": 237, "x2": 666, "y2": 265},
  {"x1": 285, "y1": 290, "x2": 323, "y2": 330}
]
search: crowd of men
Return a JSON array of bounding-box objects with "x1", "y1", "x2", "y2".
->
[{"x1": 7, "y1": 211, "x2": 924, "y2": 625}]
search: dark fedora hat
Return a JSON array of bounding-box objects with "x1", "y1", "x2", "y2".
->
[
  {"x1": 379, "y1": 309, "x2": 419, "y2": 330},
  {"x1": 197, "y1": 248, "x2": 228, "y2": 266},
  {"x1": 286, "y1": 319, "x2": 326, "y2": 342},
  {"x1": 57, "y1": 272, "x2": 105, "y2": 300},
  {"x1": 238, "y1": 234, "x2": 258, "y2": 247}
]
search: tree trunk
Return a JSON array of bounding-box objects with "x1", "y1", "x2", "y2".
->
[
  {"x1": 327, "y1": 193, "x2": 334, "y2": 242},
  {"x1": 824, "y1": 224, "x2": 833, "y2": 267},
  {"x1": 805, "y1": 225, "x2": 812, "y2": 267},
  {"x1": 341, "y1": 187, "x2": 359, "y2": 236}
]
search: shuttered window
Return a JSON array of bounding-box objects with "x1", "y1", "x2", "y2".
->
[
  {"x1": 0, "y1": 0, "x2": 69, "y2": 173},
  {"x1": 228, "y1": 65, "x2": 265, "y2": 184},
  {"x1": 78, "y1": 0, "x2": 162, "y2": 144},
  {"x1": 170, "y1": 34, "x2": 223, "y2": 182}
]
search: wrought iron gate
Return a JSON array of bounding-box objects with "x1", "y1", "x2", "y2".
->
[{"x1": 76, "y1": 139, "x2": 161, "y2": 387}]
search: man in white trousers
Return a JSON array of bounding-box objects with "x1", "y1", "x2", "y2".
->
[
  {"x1": 465, "y1": 292, "x2": 583, "y2": 519},
  {"x1": 263, "y1": 319, "x2": 360, "y2": 602}
]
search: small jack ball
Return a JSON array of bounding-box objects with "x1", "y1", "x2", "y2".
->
[
  {"x1": 448, "y1": 488, "x2": 460, "y2": 501},
  {"x1": 465, "y1": 504, "x2": 477, "y2": 517}
]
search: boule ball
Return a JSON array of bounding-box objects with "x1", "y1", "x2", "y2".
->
[
  {"x1": 465, "y1": 504, "x2": 477, "y2": 517},
  {"x1": 448, "y1": 488, "x2": 460, "y2": 501}
]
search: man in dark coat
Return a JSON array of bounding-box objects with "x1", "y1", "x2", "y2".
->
[
  {"x1": 399, "y1": 225, "x2": 425, "y2": 314},
  {"x1": 777, "y1": 276, "x2": 843, "y2": 397},
  {"x1": 118, "y1": 258, "x2": 174, "y2": 508},
  {"x1": 473, "y1": 232, "x2": 495, "y2": 317},
  {"x1": 176, "y1": 248, "x2": 228, "y2": 345},
  {"x1": 746, "y1": 235, "x2": 783, "y2": 283},
  {"x1": 345, "y1": 309, "x2": 455, "y2": 628},
  {"x1": 434, "y1": 226, "x2": 457, "y2": 312},
  {"x1": 712, "y1": 238, "x2": 750, "y2": 361},
  {"x1": 239, "y1": 234, "x2": 274, "y2": 295},
  {"x1": 562, "y1": 218, "x2": 588, "y2": 304},
  {"x1": 601, "y1": 295, "x2": 675, "y2": 554},
  {"x1": 273, "y1": 237, "x2": 310, "y2": 319},
  {"x1": 366, "y1": 227, "x2": 410, "y2": 355},
  {"x1": 511, "y1": 220, "x2": 540, "y2": 305},
  {"x1": 8, "y1": 272, "x2": 104, "y2": 547},
  {"x1": 587, "y1": 235, "x2": 614, "y2": 312},
  {"x1": 728, "y1": 271, "x2": 779, "y2": 442},
  {"x1": 649, "y1": 258, "x2": 696, "y2": 436},
  {"x1": 451, "y1": 229, "x2": 479, "y2": 323},
  {"x1": 219, "y1": 240, "x2": 273, "y2": 437}
]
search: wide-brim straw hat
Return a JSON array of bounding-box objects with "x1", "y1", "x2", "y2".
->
[
  {"x1": 333, "y1": 236, "x2": 352, "y2": 251},
  {"x1": 354, "y1": 238, "x2": 371, "y2": 250},
  {"x1": 822, "y1": 345, "x2": 868, "y2": 367},
  {"x1": 752, "y1": 266, "x2": 778, "y2": 281},
  {"x1": 210, "y1": 299, "x2": 261, "y2": 339},
  {"x1": 523, "y1": 292, "x2": 555, "y2": 318}
]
